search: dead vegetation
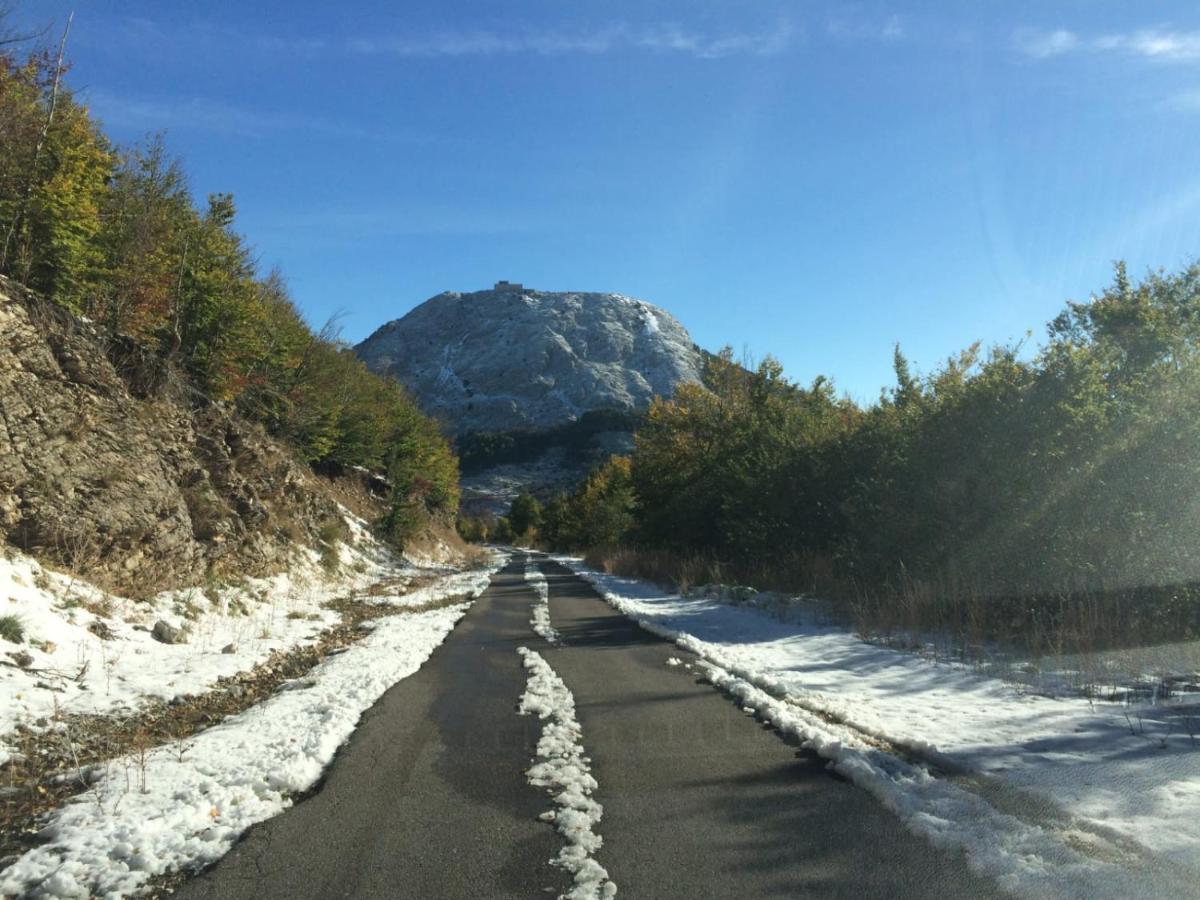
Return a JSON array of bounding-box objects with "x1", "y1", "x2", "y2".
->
[{"x1": 583, "y1": 544, "x2": 1200, "y2": 677}]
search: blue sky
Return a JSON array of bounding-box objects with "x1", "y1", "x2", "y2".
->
[{"x1": 14, "y1": 1, "x2": 1200, "y2": 402}]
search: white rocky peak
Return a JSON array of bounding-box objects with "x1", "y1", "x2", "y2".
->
[{"x1": 355, "y1": 286, "x2": 703, "y2": 434}]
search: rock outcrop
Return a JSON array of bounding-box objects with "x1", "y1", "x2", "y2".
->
[
  {"x1": 0, "y1": 277, "x2": 361, "y2": 594},
  {"x1": 355, "y1": 286, "x2": 704, "y2": 435}
]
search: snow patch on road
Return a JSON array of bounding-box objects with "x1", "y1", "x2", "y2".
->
[
  {"x1": 554, "y1": 556, "x2": 1200, "y2": 898},
  {"x1": 517, "y1": 646, "x2": 616, "y2": 900},
  {"x1": 525, "y1": 562, "x2": 559, "y2": 644},
  {"x1": 0, "y1": 562, "x2": 503, "y2": 900}
]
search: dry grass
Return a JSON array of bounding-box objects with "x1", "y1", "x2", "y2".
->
[{"x1": 582, "y1": 544, "x2": 1200, "y2": 666}]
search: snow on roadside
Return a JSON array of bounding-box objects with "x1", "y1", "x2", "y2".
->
[
  {"x1": 525, "y1": 561, "x2": 559, "y2": 643},
  {"x1": 0, "y1": 514, "x2": 494, "y2": 762},
  {"x1": 0, "y1": 561, "x2": 502, "y2": 899},
  {"x1": 517, "y1": 646, "x2": 616, "y2": 900},
  {"x1": 553, "y1": 556, "x2": 1200, "y2": 898}
]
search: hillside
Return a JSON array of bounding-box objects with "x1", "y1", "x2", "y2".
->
[{"x1": 0, "y1": 275, "x2": 463, "y2": 593}]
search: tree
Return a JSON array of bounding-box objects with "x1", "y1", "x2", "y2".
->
[
  {"x1": 508, "y1": 491, "x2": 543, "y2": 539},
  {"x1": 572, "y1": 456, "x2": 636, "y2": 548},
  {"x1": 539, "y1": 492, "x2": 578, "y2": 549},
  {"x1": 491, "y1": 517, "x2": 515, "y2": 544},
  {"x1": 0, "y1": 19, "x2": 464, "y2": 553},
  {"x1": 0, "y1": 35, "x2": 111, "y2": 310}
]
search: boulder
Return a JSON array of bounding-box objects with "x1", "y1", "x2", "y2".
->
[{"x1": 151, "y1": 619, "x2": 187, "y2": 644}]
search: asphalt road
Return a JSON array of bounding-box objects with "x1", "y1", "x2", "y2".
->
[{"x1": 178, "y1": 552, "x2": 1000, "y2": 899}]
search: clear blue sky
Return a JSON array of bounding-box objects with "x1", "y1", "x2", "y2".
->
[{"x1": 14, "y1": 1, "x2": 1200, "y2": 402}]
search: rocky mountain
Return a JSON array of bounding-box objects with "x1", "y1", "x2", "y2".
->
[
  {"x1": 355, "y1": 283, "x2": 705, "y2": 513},
  {"x1": 355, "y1": 283, "x2": 704, "y2": 435}
]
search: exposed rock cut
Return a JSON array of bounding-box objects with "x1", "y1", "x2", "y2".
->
[{"x1": 0, "y1": 276, "x2": 360, "y2": 593}]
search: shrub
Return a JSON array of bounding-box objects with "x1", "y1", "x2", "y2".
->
[{"x1": 0, "y1": 614, "x2": 25, "y2": 643}]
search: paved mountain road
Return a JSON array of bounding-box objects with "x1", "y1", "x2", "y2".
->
[{"x1": 178, "y1": 553, "x2": 999, "y2": 899}]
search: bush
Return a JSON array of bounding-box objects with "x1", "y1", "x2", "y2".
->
[
  {"x1": 0, "y1": 614, "x2": 24, "y2": 644},
  {"x1": 316, "y1": 518, "x2": 347, "y2": 573},
  {"x1": 456, "y1": 516, "x2": 488, "y2": 543}
]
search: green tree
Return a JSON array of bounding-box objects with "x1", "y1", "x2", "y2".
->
[
  {"x1": 508, "y1": 491, "x2": 543, "y2": 539},
  {"x1": 572, "y1": 456, "x2": 637, "y2": 548},
  {"x1": 491, "y1": 517, "x2": 515, "y2": 544}
]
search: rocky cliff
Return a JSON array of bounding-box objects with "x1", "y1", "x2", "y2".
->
[
  {"x1": 355, "y1": 286, "x2": 703, "y2": 435},
  {"x1": 0, "y1": 276, "x2": 381, "y2": 594}
]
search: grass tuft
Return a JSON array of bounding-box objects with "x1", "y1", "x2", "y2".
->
[{"x1": 0, "y1": 614, "x2": 25, "y2": 644}]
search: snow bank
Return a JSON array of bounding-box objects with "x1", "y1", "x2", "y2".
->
[
  {"x1": 518, "y1": 647, "x2": 616, "y2": 900},
  {"x1": 0, "y1": 562, "x2": 501, "y2": 899},
  {"x1": 525, "y1": 561, "x2": 559, "y2": 643},
  {"x1": 554, "y1": 556, "x2": 1200, "y2": 898},
  {"x1": 0, "y1": 512, "x2": 494, "y2": 762}
]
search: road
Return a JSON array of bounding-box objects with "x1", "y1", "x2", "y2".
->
[{"x1": 178, "y1": 553, "x2": 999, "y2": 899}]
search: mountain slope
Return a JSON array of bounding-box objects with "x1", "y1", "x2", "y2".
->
[{"x1": 355, "y1": 285, "x2": 703, "y2": 435}]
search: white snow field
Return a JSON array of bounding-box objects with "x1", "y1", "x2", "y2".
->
[
  {"x1": 525, "y1": 561, "x2": 560, "y2": 643},
  {"x1": 518, "y1": 646, "x2": 616, "y2": 900},
  {"x1": 0, "y1": 510, "x2": 482, "y2": 762},
  {"x1": 0, "y1": 554, "x2": 505, "y2": 899},
  {"x1": 553, "y1": 556, "x2": 1200, "y2": 899}
]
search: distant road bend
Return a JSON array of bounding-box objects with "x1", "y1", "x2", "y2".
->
[{"x1": 178, "y1": 553, "x2": 999, "y2": 899}]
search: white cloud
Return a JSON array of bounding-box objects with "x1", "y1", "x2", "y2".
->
[
  {"x1": 1098, "y1": 28, "x2": 1200, "y2": 62},
  {"x1": 1018, "y1": 26, "x2": 1200, "y2": 63},
  {"x1": 345, "y1": 22, "x2": 795, "y2": 60}
]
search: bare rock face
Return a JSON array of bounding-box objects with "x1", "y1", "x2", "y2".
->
[
  {"x1": 355, "y1": 287, "x2": 703, "y2": 434},
  {"x1": 0, "y1": 277, "x2": 350, "y2": 594}
]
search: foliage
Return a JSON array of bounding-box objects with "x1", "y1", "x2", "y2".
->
[
  {"x1": 456, "y1": 408, "x2": 643, "y2": 474},
  {"x1": 0, "y1": 613, "x2": 23, "y2": 643},
  {"x1": 490, "y1": 516, "x2": 515, "y2": 544},
  {"x1": 0, "y1": 30, "x2": 459, "y2": 546},
  {"x1": 456, "y1": 515, "x2": 489, "y2": 543},
  {"x1": 540, "y1": 456, "x2": 637, "y2": 550},
  {"x1": 551, "y1": 263, "x2": 1200, "y2": 615},
  {"x1": 508, "y1": 491, "x2": 543, "y2": 539}
]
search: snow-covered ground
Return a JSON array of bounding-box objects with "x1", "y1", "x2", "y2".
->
[
  {"x1": 518, "y1": 646, "x2": 615, "y2": 900},
  {"x1": 554, "y1": 556, "x2": 1200, "y2": 898},
  {"x1": 525, "y1": 562, "x2": 559, "y2": 644},
  {"x1": 0, "y1": 512, "x2": 470, "y2": 762},
  {"x1": 1, "y1": 559, "x2": 501, "y2": 900},
  {"x1": 0, "y1": 507, "x2": 510, "y2": 896}
]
